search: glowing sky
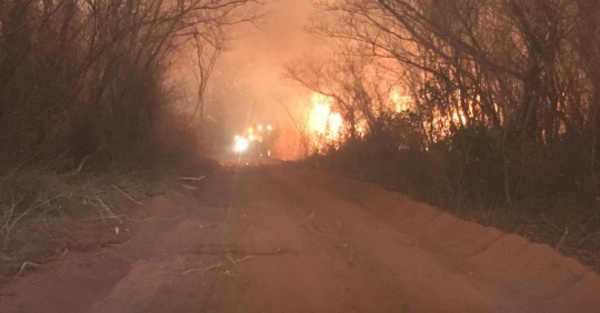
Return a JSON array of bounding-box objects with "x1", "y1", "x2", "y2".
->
[{"x1": 204, "y1": 0, "x2": 325, "y2": 135}]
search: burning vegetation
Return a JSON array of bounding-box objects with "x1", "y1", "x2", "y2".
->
[
  {"x1": 2, "y1": 0, "x2": 600, "y2": 274},
  {"x1": 285, "y1": 0, "x2": 600, "y2": 269}
]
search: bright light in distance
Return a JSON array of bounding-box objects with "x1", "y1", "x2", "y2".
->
[
  {"x1": 258, "y1": 125, "x2": 263, "y2": 131},
  {"x1": 267, "y1": 125, "x2": 272, "y2": 131},
  {"x1": 248, "y1": 127, "x2": 254, "y2": 134},
  {"x1": 234, "y1": 138, "x2": 249, "y2": 153}
]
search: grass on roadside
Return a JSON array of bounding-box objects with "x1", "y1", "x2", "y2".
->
[{"x1": 0, "y1": 158, "x2": 210, "y2": 279}]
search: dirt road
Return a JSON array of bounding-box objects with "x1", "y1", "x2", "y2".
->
[{"x1": 1, "y1": 165, "x2": 600, "y2": 313}]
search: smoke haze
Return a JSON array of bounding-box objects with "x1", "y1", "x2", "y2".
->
[{"x1": 204, "y1": 0, "x2": 324, "y2": 146}]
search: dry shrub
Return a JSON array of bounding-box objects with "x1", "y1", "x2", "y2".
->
[{"x1": 0, "y1": 162, "x2": 184, "y2": 277}]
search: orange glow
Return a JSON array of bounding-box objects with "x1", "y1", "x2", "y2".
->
[
  {"x1": 307, "y1": 93, "x2": 345, "y2": 151},
  {"x1": 309, "y1": 103, "x2": 332, "y2": 133},
  {"x1": 389, "y1": 88, "x2": 412, "y2": 112}
]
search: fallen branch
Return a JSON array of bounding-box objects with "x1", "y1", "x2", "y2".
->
[
  {"x1": 181, "y1": 184, "x2": 198, "y2": 191},
  {"x1": 17, "y1": 261, "x2": 43, "y2": 276},
  {"x1": 178, "y1": 176, "x2": 206, "y2": 182},
  {"x1": 186, "y1": 244, "x2": 292, "y2": 256},
  {"x1": 307, "y1": 226, "x2": 322, "y2": 236},
  {"x1": 112, "y1": 185, "x2": 142, "y2": 206},
  {"x1": 226, "y1": 253, "x2": 236, "y2": 265},
  {"x1": 181, "y1": 262, "x2": 224, "y2": 275},
  {"x1": 76, "y1": 154, "x2": 93, "y2": 173},
  {"x1": 555, "y1": 227, "x2": 570, "y2": 251},
  {"x1": 87, "y1": 198, "x2": 106, "y2": 223},
  {"x1": 226, "y1": 253, "x2": 257, "y2": 267},
  {"x1": 233, "y1": 255, "x2": 256, "y2": 263},
  {"x1": 94, "y1": 195, "x2": 122, "y2": 224}
]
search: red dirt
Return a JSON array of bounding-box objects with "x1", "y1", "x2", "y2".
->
[{"x1": 1, "y1": 165, "x2": 599, "y2": 312}]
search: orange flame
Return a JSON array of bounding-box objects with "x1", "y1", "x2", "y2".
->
[{"x1": 308, "y1": 93, "x2": 345, "y2": 151}]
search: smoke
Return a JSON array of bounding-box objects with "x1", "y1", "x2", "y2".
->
[{"x1": 204, "y1": 0, "x2": 325, "y2": 139}]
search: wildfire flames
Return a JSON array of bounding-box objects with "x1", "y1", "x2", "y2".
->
[
  {"x1": 306, "y1": 90, "x2": 407, "y2": 151},
  {"x1": 307, "y1": 94, "x2": 344, "y2": 151},
  {"x1": 304, "y1": 87, "x2": 473, "y2": 152}
]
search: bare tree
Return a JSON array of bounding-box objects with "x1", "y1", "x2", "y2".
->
[
  {"x1": 0, "y1": 0, "x2": 263, "y2": 172},
  {"x1": 297, "y1": 0, "x2": 600, "y2": 203}
]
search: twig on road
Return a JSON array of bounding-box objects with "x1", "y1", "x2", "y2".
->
[
  {"x1": 307, "y1": 226, "x2": 322, "y2": 236},
  {"x1": 233, "y1": 255, "x2": 257, "y2": 263},
  {"x1": 181, "y1": 184, "x2": 198, "y2": 191},
  {"x1": 226, "y1": 253, "x2": 257, "y2": 267},
  {"x1": 181, "y1": 262, "x2": 224, "y2": 275},
  {"x1": 180, "y1": 251, "x2": 259, "y2": 277},
  {"x1": 186, "y1": 244, "x2": 292, "y2": 257},
  {"x1": 178, "y1": 176, "x2": 206, "y2": 182},
  {"x1": 17, "y1": 261, "x2": 43, "y2": 276}
]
